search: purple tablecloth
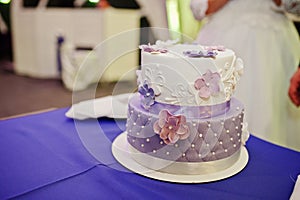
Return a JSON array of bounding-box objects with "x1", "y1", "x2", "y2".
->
[{"x1": 0, "y1": 108, "x2": 299, "y2": 199}]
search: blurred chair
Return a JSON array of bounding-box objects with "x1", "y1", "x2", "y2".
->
[{"x1": 11, "y1": 0, "x2": 141, "y2": 91}]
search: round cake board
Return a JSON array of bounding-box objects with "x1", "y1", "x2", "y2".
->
[{"x1": 112, "y1": 132, "x2": 249, "y2": 183}]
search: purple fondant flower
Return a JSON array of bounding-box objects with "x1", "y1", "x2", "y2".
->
[
  {"x1": 205, "y1": 45, "x2": 225, "y2": 51},
  {"x1": 183, "y1": 50, "x2": 217, "y2": 58},
  {"x1": 139, "y1": 44, "x2": 168, "y2": 54},
  {"x1": 138, "y1": 81, "x2": 155, "y2": 109},
  {"x1": 153, "y1": 110, "x2": 189, "y2": 145},
  {"x1": 194, "y1": 70, "x2": 221, "y2": 99}
]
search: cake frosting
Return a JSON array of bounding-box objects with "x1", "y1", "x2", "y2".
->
[
  {"x1": 125, "y1": 40, "x2": 249, "y2": 175},
  {"x1": 137, "y1": 41, "x2": 244, "y2": 106}
]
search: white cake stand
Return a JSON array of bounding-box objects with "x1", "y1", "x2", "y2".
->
[{"x1": 112, "y1": 132, "x2": 249, "y2": 183}]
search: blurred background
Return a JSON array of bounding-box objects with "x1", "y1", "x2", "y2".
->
[
  {"x1": 0, "y1": 0, "x2": 202, "y2": 119},
  {"x1": 0, "y1": 0, "x2": 299, "y2": 119}
]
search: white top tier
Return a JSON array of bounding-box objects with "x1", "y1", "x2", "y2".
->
[{"x1": 139, "y1": 42, "x2": 244, "y2": 106}]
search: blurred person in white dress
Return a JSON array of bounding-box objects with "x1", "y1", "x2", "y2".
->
[{"x1": 190, "y1": 0, "x2": 300, "y2": 151}]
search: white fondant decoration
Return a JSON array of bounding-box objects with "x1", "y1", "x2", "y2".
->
[
  {"x1": 220, "y1": 57, "x2": 244, "y2": 100},
  {"x1": 140, "y1": 44, "x2": 244, "y2": 106},
  {"x1": 144, "y1": 65, "x2": 165, "y2": 96},
  {"x1": 241, "y1": 122, "x2": 250, "y2": 145},
  {"x1": 166, "y1": 83, "x2": 196, "y2": 104}
]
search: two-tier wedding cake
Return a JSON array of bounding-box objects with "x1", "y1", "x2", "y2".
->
[{"x1": 123, "y1": 40, "x2": 249, "y2": 176}]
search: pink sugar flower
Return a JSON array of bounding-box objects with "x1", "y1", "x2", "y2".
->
[
  {"x1": 205, "y1": 45, "x2": 225, "y2": 51},
  {"x1": 194, "y1": 70, "x2": 221, "y2": 99},
  {"x1": 153, "y1": 110, "x2": 189, "y2": 145},
  {"x1": 139, "y1": 44, "x2": 168, "y2": 54}
]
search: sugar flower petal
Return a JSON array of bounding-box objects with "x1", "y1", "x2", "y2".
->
[
  {"x1": 198, "y1": 86, "x2": 211, "y2": 99},
  {"x1": 138, "y1": 81, "x2": 155, "y2": 109},
  {"x1": 153, "y1": 121, "x2": 162, "y2": 134},
  {"x1": 159, "y1": 127, "x2": 170, "y2": 140},
  {"x1": 153, "y1": 110, "x2": 190, "y2": 145},
  {"x1": 168, "y1": 132, "x2": 180, "y2": 144},
  {"x1": 183, "y1": 50, "x2": 217, "y2": 58},
  {"x1": 139, "y1": 43, "x2": 168, "y2": 54},
  {"x1": 194, "y1": 78, "x2": 206, "y2": 90},
  {"x1": 194, "y1": 70, "x2": 221, "y2": 99},
  {"x1": 205, "y1": 45, "x2": 225, "y2": 51},
  {"x1": 208, "y1": 83, "x2": 220, "y2": 95}
]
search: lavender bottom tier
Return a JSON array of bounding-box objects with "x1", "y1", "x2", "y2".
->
[{"x1": 126, "y1": 95, "x2": 246, "y2": 175}]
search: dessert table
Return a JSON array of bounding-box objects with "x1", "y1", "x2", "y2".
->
[{"x1": 0, "y1": 108, "x2": 299, "y2": 199}]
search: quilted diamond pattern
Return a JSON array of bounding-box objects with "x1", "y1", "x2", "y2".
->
[{"x1": 127, "y1": 101, "x2": 244, "y2": 162}]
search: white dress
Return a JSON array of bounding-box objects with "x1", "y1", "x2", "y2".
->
[{"x1": 192, "y1": 0, "x2": 300, "y2": 151}]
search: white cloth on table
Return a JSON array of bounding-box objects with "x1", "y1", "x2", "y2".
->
[
  {"x1": 191, "y1": 0, "x2": 300, "y2": 151},
  {"x1": 65, "y1": 93, "x2": 132, "y2": 120}
]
